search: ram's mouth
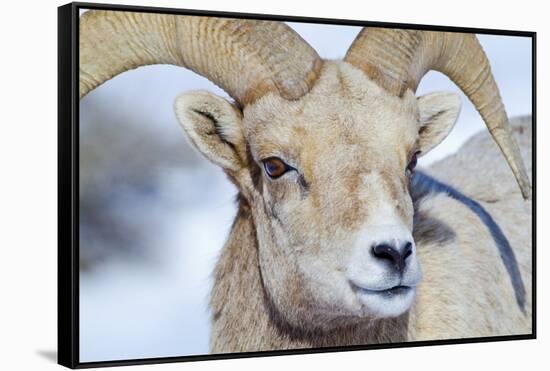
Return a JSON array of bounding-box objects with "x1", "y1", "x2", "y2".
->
[
  {"x1": 350, "y1": 281, "x2": 417, "y2": 316},
  {"x1": 349, "y1": 282, "x2": 415, "y2": 298},
  {"x1": 355, "y1": 285, "x2": 412, "y2": 297}
]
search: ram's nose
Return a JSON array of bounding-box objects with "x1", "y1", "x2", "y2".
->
[{"x1": 371, "y1": 240, "x2": 413, "y2": 273}]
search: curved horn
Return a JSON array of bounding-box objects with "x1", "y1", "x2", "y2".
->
[
  {"x1": 344, "y1": 29, "x2": 531, "y2": 199},
  {"x1": 80, "y1": 10, "x2": 322, "y2": 105}
]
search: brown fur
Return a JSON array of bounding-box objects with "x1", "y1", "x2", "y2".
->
[{"x1": 173, "y1": 62, "x2": 531, "y2": 353}]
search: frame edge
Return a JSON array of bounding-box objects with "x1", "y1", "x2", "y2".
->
[
  {"x1": 58, "y1": 2, "x2": 79, "y2": 369},
  {"x1": 67, "y1": 3, "x2": 536, "y2": 368}
]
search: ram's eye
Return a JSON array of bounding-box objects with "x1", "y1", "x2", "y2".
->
[
  {"x1": 406, "y1": 151, "x2": 420, "y2": 175},
  {"x1": 263, "y1": 157, "x2": 292, "y2": 179}
]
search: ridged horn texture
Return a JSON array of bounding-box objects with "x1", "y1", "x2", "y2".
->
[
  {"x1": 345, "y1": 29, "x2": 531, "y2": 199},
  {"x1": 79, "y1": 10, "x2": 322, "y2": 105}
]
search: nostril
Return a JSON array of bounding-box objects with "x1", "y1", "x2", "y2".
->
[{"x1": 403, "y1": 242, "x2": 413, "y2": 260}]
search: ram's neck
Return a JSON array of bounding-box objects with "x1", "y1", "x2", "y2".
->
[{"x1": 209, "y1": 197, "x2": 411, "y2": 353}]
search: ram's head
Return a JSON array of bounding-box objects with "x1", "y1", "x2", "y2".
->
[{"x1": 80, "y1": 11, "x2": 531, "y2": 330}]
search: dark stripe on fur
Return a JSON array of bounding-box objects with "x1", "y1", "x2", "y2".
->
[{"x1": 411, "y1": 171, "x2": 526, "y2": 312}]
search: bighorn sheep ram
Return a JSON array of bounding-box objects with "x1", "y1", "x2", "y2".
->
[{"x1": 79, "y1": 11, "x2": 532, "y2": 352}]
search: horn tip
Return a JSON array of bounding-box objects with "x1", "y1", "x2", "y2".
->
[
  {"x1": 520, "y1": 182, "x2": 532, "y2": 200},
  {"x1": 516, "y1": 171, "x2": 532, "y2": 200}
]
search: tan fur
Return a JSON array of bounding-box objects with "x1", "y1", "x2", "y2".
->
[
  {"x1": 173, "y1": 62, "x2": 531, "y2": 352},
  {"x1": 413, "y1": 116, "x2": 533, "y2": 339}
]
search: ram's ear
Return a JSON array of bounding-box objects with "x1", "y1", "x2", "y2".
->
[
  {"x1": 175, "y1": 91, "x2": 246, "y2": 172},
  {"x1": 416, "y1": 92, "x2": 462, "y2": 155}
]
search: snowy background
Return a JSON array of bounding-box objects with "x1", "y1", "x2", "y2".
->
[{"x1": 78, "y1": 12, "x2": 532, "y2": 362}]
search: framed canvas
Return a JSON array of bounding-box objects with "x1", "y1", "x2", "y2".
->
[{"x1": 58, "y1": 2, "x2": 536, "y2": 369}]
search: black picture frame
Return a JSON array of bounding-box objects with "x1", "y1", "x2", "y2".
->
[{"x1": 58, "y1": 2, "x2": 537, "y2": 369}]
